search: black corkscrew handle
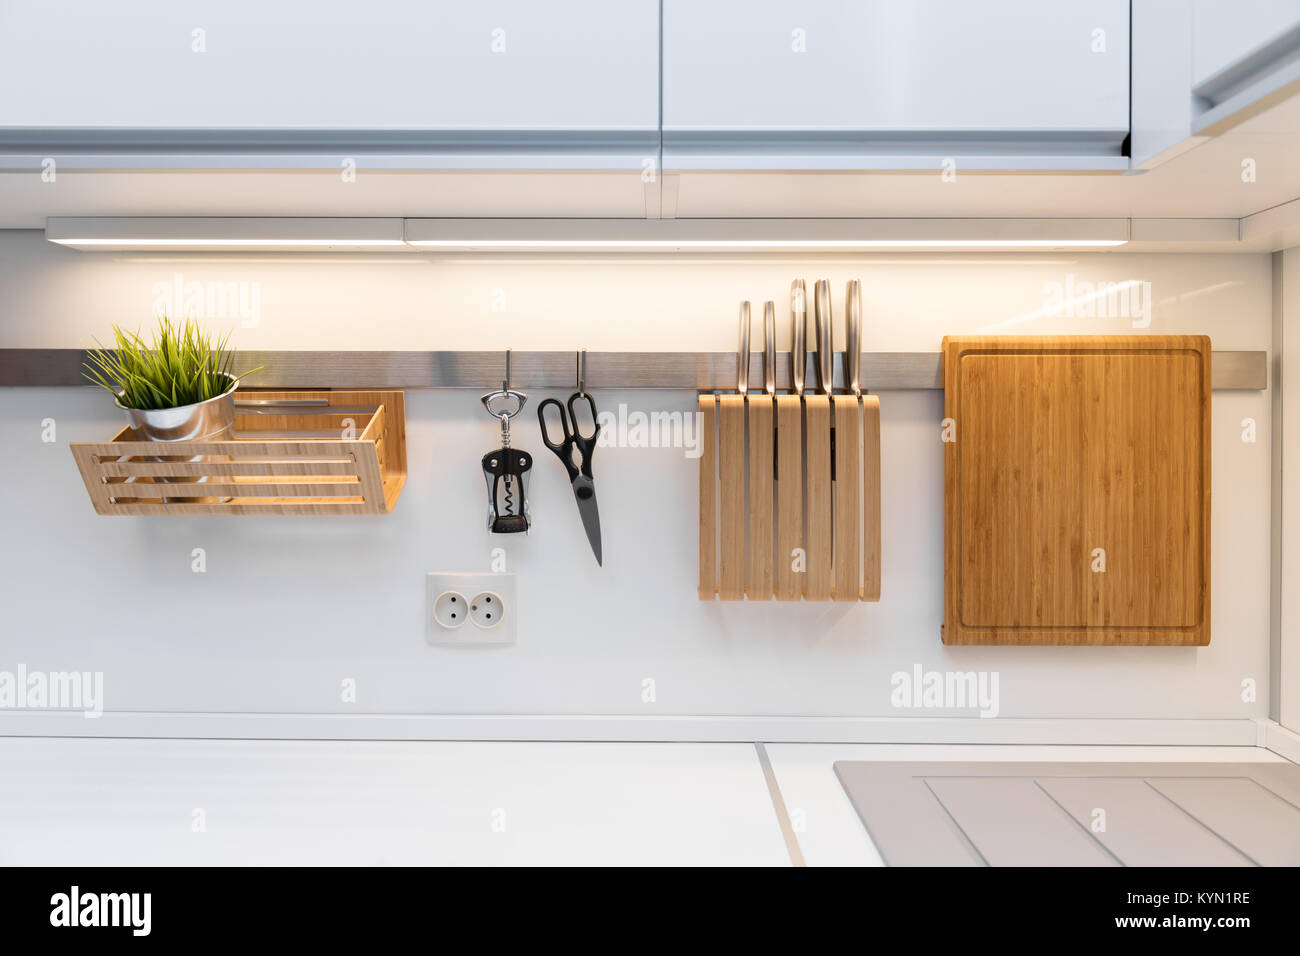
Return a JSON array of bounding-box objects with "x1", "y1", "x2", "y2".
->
[{"x1": 481, "y1": 447, "x2": 532, "y2": 534}]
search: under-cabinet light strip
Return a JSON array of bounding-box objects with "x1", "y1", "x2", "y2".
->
[
  {"x1": 402, "y1": 239, "x2": 1128, "y2": 249},
  {"x1": 48, "y1": 237, "x2": 1128, "y2": 250},
  {"x1": 44, "y1": 217, "x2": 1132, "y2": 251},
  {"x1": 50, "y1": 238, "x2": 409, "y2": 247}
]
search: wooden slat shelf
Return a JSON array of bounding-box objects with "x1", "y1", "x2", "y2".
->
[{"x1": 69, "y1": 390, "x2": 406, "y2": 516}]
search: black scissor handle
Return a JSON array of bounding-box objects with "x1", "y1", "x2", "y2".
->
[
  {"x1": 566, "y1": 392, "x2": 599, "y2": 478},
  {"x1": 537, "y1": 397, "x2": 579, "y2": 482}
]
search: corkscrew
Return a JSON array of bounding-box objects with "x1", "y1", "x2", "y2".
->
[{"x1": 480, "y1": 350, "x2": 532, "y2": 534}]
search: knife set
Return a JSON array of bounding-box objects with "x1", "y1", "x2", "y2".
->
[{"x1": 699, "y1": 280, "x2": 881, "y2": 602}]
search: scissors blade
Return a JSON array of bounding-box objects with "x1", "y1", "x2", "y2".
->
[{"x1": 570, "y1": 476, "x2": 603, "y2": 566}]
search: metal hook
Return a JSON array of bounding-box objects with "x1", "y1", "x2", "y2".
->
[
  {"x1": 576, "y1": 349, "x2": 587, "y2": 396},
  {"x1": 502, "y1": 348, "x2": 512, "y2": 392}
]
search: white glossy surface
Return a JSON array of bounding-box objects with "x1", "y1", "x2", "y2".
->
[
  {"x1": 1283, "y1": 249, "x2": 1300, "y2": 733},
  {"x1": 663, "y1": 0, "x2": 1128, "y2": 135},
  {"x1": 3, "y1": 85, "x2": 1298, "y2": 224},
  {"x1": 0, "y1": 738, "x2": 789, "y2": 866},
  {"x1": 2, "y1": 738, "x2": 1284, "y2": 866},
  {"x1": 0, "y1": 1, "x2": 659, "y2": 130},
  {"x1": 0, "y1": 240, "x2": 1273, "y2": 724},
  {"x1": 1131, "y1": 0, "x2": 1198, "y2": 168},
  {"x1": 1192, "y1": 0, "x2": 1300, "y2": 88}
]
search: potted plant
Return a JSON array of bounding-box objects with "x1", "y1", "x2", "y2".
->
[
  {"x1": 84, "y1": 316, "x2": 258, "y2": 443},
  {"x1": 84, "y1": 318, "x2": 260, "y2": 502}
]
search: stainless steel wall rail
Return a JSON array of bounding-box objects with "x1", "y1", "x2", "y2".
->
[{"x1": 0, "y1": 348, "x2": 1268, "y2": 391}]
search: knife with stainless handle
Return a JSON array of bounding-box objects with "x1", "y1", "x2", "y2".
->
[
  {"x1": 737, "y1": 301, "x2": 751, "y2": 395},
  {"x1": 814, "y1": 279, "x2": 835, "y2": 564},
  {"x1": 791, "y1": 280, "x2": 807, "y2": 396},
  {"x1": 763, "y1": 301, "x2": 776, "y2": 397},
  {"x1": 763, "y1": 300, "x2": 777, "y2": 480},
  {"x1": 814, "y1": 279, "x2": 834, "y2": 393},
  {"x1": 844, "y1": 279, "x2": 862, "y2": 397}
]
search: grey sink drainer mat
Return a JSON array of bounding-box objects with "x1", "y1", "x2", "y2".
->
[{"x1": 833, "y1": 760, "x2": 1300, "y2": 867}]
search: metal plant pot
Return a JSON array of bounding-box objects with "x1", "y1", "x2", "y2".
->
[{"x1": 116, "y1": 375, "x2": 238, "y2": 503}]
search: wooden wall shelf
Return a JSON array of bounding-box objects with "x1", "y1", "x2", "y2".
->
[{"x1": 70, "y1": 390, "x2": 406, "y2": 515}]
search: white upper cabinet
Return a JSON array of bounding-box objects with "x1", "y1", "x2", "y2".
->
[
  {"x1": 1132, "y1": 0, "x2": 1300, "y2": 167},
  {"x1": 1190, "y1": 0, "x2": 1300, "y2": 132},
  {"x1": 1193, "y1": 0, "x2": 1300, "y2": 88},
  {"x1": 662, "y1": 0, "x2": 1131, "y2": 170},
  {"x1": 0, "y1": 0, "x2": 659, "y2": 169}
]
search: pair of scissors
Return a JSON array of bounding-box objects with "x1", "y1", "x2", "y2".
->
[{"x1": 537, "y1": 391, "x2": 603, "y2": 565}]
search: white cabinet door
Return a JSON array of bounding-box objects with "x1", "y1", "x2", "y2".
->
[
  {"x1": 1193, "y1": 0, "x2": 1300, "y2": 89},
  {"x1": 1190, "y1": 0, "x2": 1300, "y2": 132},
  {"x1": 663, "y1": 0, "x2": 1130, "y2": 170},
  {"x1": 0, "y1": 0, "x2": 659, "y2": 168}
]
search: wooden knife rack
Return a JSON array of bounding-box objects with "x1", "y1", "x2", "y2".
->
[{"x1": 698, "y1": 382, "x2": 881, "y2": 602}]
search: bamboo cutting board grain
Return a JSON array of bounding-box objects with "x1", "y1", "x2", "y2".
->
[
  {"x1": 861, "y1": 394, "x2": 882, "y2": 602},
  {"x1": 832, "y1": 395, "x2": 861, "y2": 601},
  {"x1": 774, "y1": 395, "x2": 804, "y2": 601},
  {"x1": 717, "y1": 394, "x2": 747, "y2": 601},
  {"x1": 803, "y1": 395, "x2": 833, "y2": 600},
  {"x1": 697, "y1": 394, "x2": 717, "y2": 599},
  {"x1": 942, "y1": 335, "x2": 1211, "y2": 645},
  {"x1": 747, "y1": 395, "x2": 775, "y2": 598}
]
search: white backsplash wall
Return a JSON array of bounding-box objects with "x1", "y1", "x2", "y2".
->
[{"x1": 0, "y1": 232, "x2": 1274, "y2": 724}]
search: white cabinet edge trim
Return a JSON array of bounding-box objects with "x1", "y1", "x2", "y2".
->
[{"x1": 0, "y1": 712, "x2": 1262, "y2": 745}]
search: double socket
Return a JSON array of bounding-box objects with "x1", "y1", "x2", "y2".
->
[{"x1": 426, "y1": 572, "x2": 516, "y2": 645}]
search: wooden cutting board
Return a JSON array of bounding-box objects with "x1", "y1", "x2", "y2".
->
[{"x1": 942, "y1": 335, "x2": 1211, "y2": 645}]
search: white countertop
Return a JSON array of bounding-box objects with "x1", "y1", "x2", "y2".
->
[
  {"x1": 0, "y1": 738, "x2": 787, "y2": 866},
  {"x1": 0, "y1": 737, "x2": 1284, "y2": 866}
]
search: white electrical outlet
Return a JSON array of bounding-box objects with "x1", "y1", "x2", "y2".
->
[
  {"x1": 432, "y1": 590, "x2": 469, "y2": 630},
  {"x1": 426, "y1": 573, "x2": 516, "y2": 645},
  {"x1": 467, "y1": 591, "x2": 504, "y2": 629}
]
